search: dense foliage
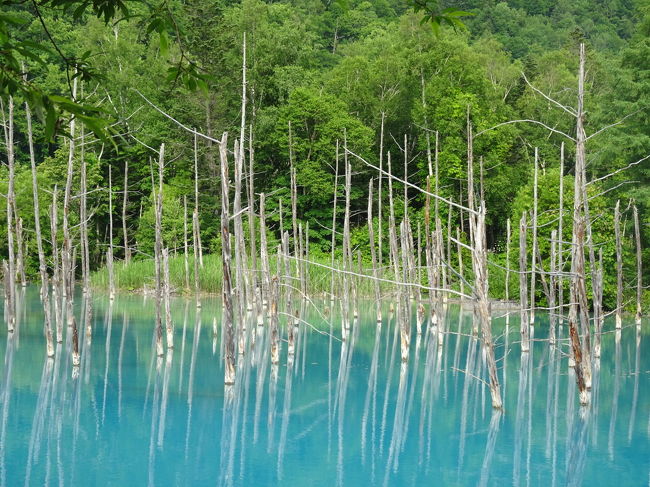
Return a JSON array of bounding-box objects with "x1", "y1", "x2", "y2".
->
[{"x1": 1, "y1": 0, "x2": 649, "y2": 308}]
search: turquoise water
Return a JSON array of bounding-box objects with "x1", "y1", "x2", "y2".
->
[{"x1": 1, "y1": 287, "x2": 649, "y2": 486}]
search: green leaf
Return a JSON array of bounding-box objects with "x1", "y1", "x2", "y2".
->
[{"x1": 159, "y1": 31, "x2": 169, "y2": 58}]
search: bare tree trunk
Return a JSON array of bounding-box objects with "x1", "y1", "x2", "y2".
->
[
  {"x1": 387, "y1": 152, "x2": 400, "y2": 311},
  {"x1": 330, "y1": 142, "x2": 340, "y2": 303},
  {"x1": 519, "y1": 213, "x2": 529, "y2": 352},
  {"x1": 26, "y1": 101, "x2": 54, "y2": 356},
  {"x1": 505, "y1": 218, "x2": 511, "y2": 326},
  {"x1": 163, "y1": 248, "x2": 173, "y2": 348},
  {"x1": 399, "y1": 220, "x2": 410, "y2": 362},
  {"x1": 183, "y1": 196, "x2": 190, "y2": 292},
  {"x1": 15, "y1": 217, "x2": 26, "y2": 288},
  {"x1": 247, "y1": 125, "x2": 262, "y2": 325},
  {"x1": 593, "y1": 248, "x2": 604, "y2": 358},
  {"x1": 472, "y1": 202, "x2": 502, "y2": 410},
  {"x1": 2, "y1": 97, "x2": 16, "y2": 332},
  {"x1": 270, "y1": 275, "x2": 279, "y2": 364},
  {"x1": 368, "y1": 179, "x2": 381, "y2": 323},
  {"x1": 378, "y1": 112, "x2": 385, "y2": 270},
  {"x1": 220, "y1": 135, "x2": 236, "y2": 384},
  {"x1": 50, "y1": 190, "x2": 63, "y2": 343},
  {"x1": 79, "y1": 124, "x2": 90, "y2": 295},
  {"x1": 108, "y1": 165, "x2": 115, "y2": 300},
  {"x1": 568, "y1": 45, "x2": 591, "y2": 405},
  {"x1": 634, "y1": 205, "x2": 642, "y2": 326},
  {"x1": 530, "y1": 148, "x2": 539, "y2": 324},
  {"x1": 557, "y1": 143, "x2": 565, "y2": 325},
  {"x1": 193, "y1": 133, "x2": 204, "y2": 268},
  {"x1": 259, "y1": 193, "x2": 270, "y2": 309},
  {"x1": 154, "y1": 145, "x2": 165, "y2": 358},
  {"x1": 63, "y1": 79, "x2": 79, "y2": 366},
  {"x1": 233, "y1": 136, "x2": 250, "y2": 329},
  {"x1": 614, "y1": 200, "x2": 623, "y2": 329},
  {"x1": 549, "y1": 230, "x2": 558, "y2": 346},
  {"x1": 342, "y1": 139, "x2": 352, "y2": 331},
  {"x1": 122, "y1": 158, "x2": 131, "y2": 263},
  {"x1": 457, "y1": 227, "x2": 465, "y2": 303}
]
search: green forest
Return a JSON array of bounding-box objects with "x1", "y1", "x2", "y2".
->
[{"x1": 1, "y1": 0, "x2": 649, "y2": 310}]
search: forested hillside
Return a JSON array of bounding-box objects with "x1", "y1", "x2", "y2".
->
[{"x1": 1, "y1": 0, "x2": 649, "y2": 308}]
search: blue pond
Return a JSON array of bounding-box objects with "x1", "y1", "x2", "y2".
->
[{"x1": 1, "y1": 287, "x2": 649, "y2": 486}]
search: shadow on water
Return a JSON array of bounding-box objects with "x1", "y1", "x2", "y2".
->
[{"x1": 1, "y1": 286, "x2": 649, "y2": 486}]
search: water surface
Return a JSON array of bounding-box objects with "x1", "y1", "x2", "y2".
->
[{"x1": 1, "y1": 287, "x2": 649, "y2": 486}]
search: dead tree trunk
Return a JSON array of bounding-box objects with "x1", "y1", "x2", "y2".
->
[
  {"x1": 558, "y1": 143, "x2": 565, "y2": 325},
  {"x1": 530, "y1": 148, "x2": 539, "y2": 324},
  {"x1": 330, "y1": 141, "x2": 340, "y2": 304},
  {"x1": 519, "y1": 213, "x2": 529, "y2": 352},
  {"x1": 50, "y1": 189, "x2": 63, "y2": 343},
  {"x1": 163, "y1": 248, "x2": 173, "y2": 349},
  {"x1": 270, "y1": 276, "x2": 280, "y2": 364},
  {"x1": 549, "y1": 230, "x2": 558, "y2": 346},
  {"x1": 154, "y1": 145, "x2": 165, "y2": 358},
  {"x1": 2, "y1": 97, "x2": 16, "y2": 332},
  {"x1": 193, "y1": 133, "x2": 204, "y2": 268},
  {"x1": 220, "y1": 134, "x2": 236, "y2": 384},
  {"x1": 614, "y1": 200, "x2": 623, "y2": 329},
  {"x1": 634, "y1": 205, "x2": 642, "y2": 326},
  {"x1": 368, "y1": 179, "x2": 381, "y2": 323},
  {"x1": 259, "y1": 193, "x2": 271, "y2": 309},
  {"x1": 183, "y1": 196, "x2": 190, "y2": 291},
  {"x1": 122, "y1": 158, "x2": 131, "y2": 263},
  {"x1": 108, "y1": 165, "x2": 115, "y2": 300},
  {"x1": 472, "y1": 202, "x2": 503, "y2": 410},
  {"x1": 505, "y1": 218, "x2": 511, "y2": 326},
  {"x1": 15, "y1": 217, "x2": 26, "y2": 288},
  {"x1": 342, "y1": 143, "x2": 353, "y2": 331},
  {"x1": 26, "y1": 101, "x2": 54, "y2": 356}
]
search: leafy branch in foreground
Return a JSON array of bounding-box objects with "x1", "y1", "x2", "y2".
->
[{"x1": 0, "y1": 0, "x2": 207, "y2": 141}]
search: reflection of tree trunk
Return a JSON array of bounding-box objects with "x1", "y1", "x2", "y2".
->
[
  {"x1": 383, "y1": 362, "x2": 409, "y2": 485},
  {"x1": 147, "y1": 368, "x2": 161, "y2": 487},
  {"x1": 566, "y1": 411, "x2": 591, "y2": 487},
  {"x1": 184, "y1": 309, "x2": 202, "y2": 460},
  {"x1": 277, "y1": 350, "x2": 295, "y2": 481},
  {"x1": 253, "y1": 325, "x2": 269, "y2": 444},
  {"x1": 479, "y1": 411, "x2": 502, "y2": 487},
  {"x1": 608, "y1": 331, "x2": 621, "y2": 460},
  {"x1": 102, "y1": 299, "x2": 113, "y2": 425},
  {"x1": 157, "y1": 350, "x2": 173, "y2": 448},
  {"x1": 0, "y1": 334, "x2": 16, "y2": 485},
  {"x1": 362, "y1": 326, "x2": 382, "y2": 465},
  {"x1": 513, "y1": 347, "x2": 530, "y2": 486},
  {"x1": 458, "y1": 336, "x2": 478, "y2": 473},
  {"x1": 24, "y1": 357, "x2": 54, "y2": 486},
  {"x1": 118, "y1": 312, "x2": 128, "y2": 418},
  {"x1": 627, "y1": 328, "x2": 641, "y2": 442}
]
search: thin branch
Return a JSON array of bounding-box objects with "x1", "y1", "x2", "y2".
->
[
  {"x1": 521, "y1": 71, "x2": 577, "y2": 117},
  {"x1": 474, "y1": 120, "x2": 576, "y2": 142}
]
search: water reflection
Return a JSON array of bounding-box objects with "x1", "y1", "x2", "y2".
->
[{"x1": 1, "y1": 288, "x2": 649, "y2": 486}]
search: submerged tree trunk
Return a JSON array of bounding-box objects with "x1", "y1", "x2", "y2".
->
[
  {"x1": 26, "y1": 101, "x2": 54, "y2": 356},
  {"x1": 154, "y1": 145, "x2": 165, "y2": 358},
  {"x1": 3, "y1": 97, "x2": 16, "y2": 332},
  {"x1": 529, "y1": 149, "x2": 539, "y2": 324},
  {"x1": 634, "y1": 205, "x2": 642, "y2": 326},
  {"x1": 472, "y1": 202, "x2": 502, "y2": 410},
  {"x1": 614, "y1": 200, "x2": 623, "y2": 329},
  {"x1": 220, "y1": 135, "x2": 236, "y2": 385},
  {"x1": 122, "y1": 158, "x2": 131, "y2": 263},
  {"x1": 519, "y1": 213, "x2": 529, "y2": 352}
]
